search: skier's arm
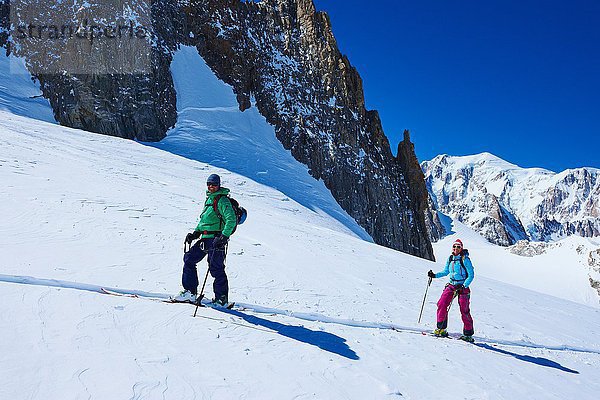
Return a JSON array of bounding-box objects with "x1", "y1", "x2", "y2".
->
[
  {"x1": 218, "y1": 197, "x2": 237, "y2": 237},
  {"x1": 463, "y1": 257, "x2": 475, "y2": 288},
  {"x1": 435, "y1": 258, "x2": 450, "y2": 278}
]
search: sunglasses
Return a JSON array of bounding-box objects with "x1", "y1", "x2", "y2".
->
[
  {"x1": 453, "y1": 245, "x2": 462, "y2": 249},
  {"x1": 207, "y1": 183, "x2": 219, "y2": 187}
]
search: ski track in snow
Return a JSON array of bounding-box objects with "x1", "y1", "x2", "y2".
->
[{"x1": 2, "y1": 273, "x2": 598, "y2": 357}]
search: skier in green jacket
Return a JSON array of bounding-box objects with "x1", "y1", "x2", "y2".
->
[{"x1": 172, "y1": 174, "x2": 237, "y2": 306}]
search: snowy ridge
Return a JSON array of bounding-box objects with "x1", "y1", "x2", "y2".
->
[
  {"x1": 423, "y1": 153, "x2": 600, "y2": 245},
  {"x1": 423, "y1": 153, "x2": 600, "y2": 301}
]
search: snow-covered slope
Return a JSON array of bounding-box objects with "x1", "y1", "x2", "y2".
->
[
  {"x1": 147, "y1": 46, "x2": 370, "y2": 242},
  {"x1": 0, "y1": 56, "x2": 55, "y2": 123},
  {"x1": 422, "y1": 153, "x2": 600, "y2": 246},
  {"x1": 2, "y1": 111, "x2": 600, "y2": 399},
  {"x1": 433, "y1": 219, "x2": 600, "y2": 307}
]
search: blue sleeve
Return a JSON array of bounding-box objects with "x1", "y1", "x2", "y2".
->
[
  {"x1": 435, "y1": 257, "x2": 450, "y2": 279},
  {"x1": 463, "y1": 257, "x2": 475, "y2": 288}
]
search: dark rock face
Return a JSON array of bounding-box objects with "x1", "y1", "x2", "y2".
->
[
  {"x1": 0, "y1": 1, "x2": 8, "y2": 48},
  {"x1": 35, "y1": 68, "x2": 177, "y2": 141},
  {"x1": 589, "y1": 248, "x2": 600, "y2": 298},
  {"x1": 397, "y1": 130, "x2": 445, "y2": 243},
  {"x1": 2, "y1": 0, "x2": 181, "y2": 141},
  {"x1": 183, "y1": 0, "x2": 434, "y2": 259},
  {"x1": 1, "y1": 0, "x2": 435, "y2": 260}
]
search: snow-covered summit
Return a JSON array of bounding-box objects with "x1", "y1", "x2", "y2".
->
[
  {"x1": 427, "y1": 152, "x2": 553, "y2": 175},
  {"x1": 422, "y1": 153, "x2": 600, "y2": 246}
]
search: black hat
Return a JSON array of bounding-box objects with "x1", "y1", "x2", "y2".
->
[{"x1": 207, "y1": 174, "x2": 221, "y2": 186}]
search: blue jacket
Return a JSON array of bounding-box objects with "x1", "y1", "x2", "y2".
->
[{"x1": 434, "y1": 250, "x2": 475, "y2": 288}]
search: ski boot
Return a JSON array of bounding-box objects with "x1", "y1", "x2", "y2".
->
[
  {"x1": 433, "y1": 328, "x2": 449, "y2": 338},
  {"x1": 170, "y1": 290, "x2": 197, "y2": 303},
  {"x1": 210, "y1": 294, "x2": 232, "y2": 308},
  {"x1": 459, "y1": 335, "x2": 475, "y2": 343}
]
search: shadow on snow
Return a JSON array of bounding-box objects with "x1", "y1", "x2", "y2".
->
[
  {"x1": 474, "y1": 343, "x2": 579, "y2": 374},
  {"x1": 210, "y1": 307, "x2": 359, "y2": 360},
  {"x1": 0, "y1": 274, "x2": 358, "y2": 360}
]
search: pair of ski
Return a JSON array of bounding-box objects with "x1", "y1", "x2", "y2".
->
[
  {"x1": 180, "y1": 296, "x2": 236, "y2": 310},
  {"x1": 422, "y1": 331, "x2": 475, "y2": 343},
  {"x1": 100, "y1": 288, "x2": 236, "y2": 310}
]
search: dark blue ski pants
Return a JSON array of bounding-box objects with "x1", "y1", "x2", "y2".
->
[{"x1": 182, "y1": 238, "x2": 228, "y2": 299}]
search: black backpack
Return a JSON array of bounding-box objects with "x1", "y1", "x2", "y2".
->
[
  {"x1": 212, "y1": 194, "x2": 247, "y2": 232},
  {"x1": 449, "y1": 249, "x2": 470, "y2": 277}
]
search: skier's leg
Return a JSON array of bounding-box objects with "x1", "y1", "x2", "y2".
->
[
  {"x1": 182, "y1": 241, "x2": 207, "y2": 294},
  {"x1": 436, "y1": 285, "x2": 454, "y2": 329},
  {"x1": 207, "y1": 238, "x2": 228, "y2": 300},
  {"x1": 458, "y1": 288, "x2": 474, "y2": 336}
]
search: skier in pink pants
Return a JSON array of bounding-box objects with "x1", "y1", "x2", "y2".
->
[{"x1": 427, "y1": 239, "x2": 475, "y2": 342}]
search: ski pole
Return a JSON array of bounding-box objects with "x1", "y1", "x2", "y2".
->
[
  {"x1": 193, "y1": 267, "x2": 210, "y2": 317},
  {"x1": 418, "y1": 276, "x2": 433, "y2": 324}
]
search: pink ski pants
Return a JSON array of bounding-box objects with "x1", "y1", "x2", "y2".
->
[{"x1": 436, "y1": 284, "x2": 474, "y2": 336}]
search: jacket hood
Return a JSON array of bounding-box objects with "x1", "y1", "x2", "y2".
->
[{"x1": 206, "y1": 187, "x2": 230, "y2": 197}]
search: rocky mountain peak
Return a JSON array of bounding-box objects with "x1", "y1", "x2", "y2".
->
[
  {"x1": 1, "y1": 0, "x2": 435, "y2": 260},
  {"x1": 423, "y1": 153, "x2": 600, "y2": 246}
]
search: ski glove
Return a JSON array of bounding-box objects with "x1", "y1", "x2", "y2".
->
[
  {"x1": 186, "y1": 231, "x2": 201, "y2": 244},
  {"x1": 427, "y1": 270, "x2": 435, "y2": 278},
  {"x1": 213, "y1": 234, "x2": 229, "y2": 248}
]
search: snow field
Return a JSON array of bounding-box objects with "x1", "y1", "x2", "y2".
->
[{"x1": 1, "y1": 111, "x2": 600, "y2": 399}]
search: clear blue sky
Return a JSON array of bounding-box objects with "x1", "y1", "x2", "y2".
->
[{"x1": 313, "y1": 0, "x2": 599, "y2": 171}]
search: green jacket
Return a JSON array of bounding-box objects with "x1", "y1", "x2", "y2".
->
[{"x1": 195, "y1": 187, "x2": 237, "y2": 238}]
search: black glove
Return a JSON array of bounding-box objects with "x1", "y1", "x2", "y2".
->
[
  {"x1": 213, "y1": 234, "x2": 229, "y2": 248},
  {"x1": 427, "y1": 270, "x2": 435, "y2": 278},
  {"x1": 185, "y1": 231, "x2": 201, "y2": 244}
]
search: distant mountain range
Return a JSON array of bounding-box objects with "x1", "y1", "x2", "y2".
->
[{"x1": 422, "y1": 153, "x2": 600, "y2": 246}]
